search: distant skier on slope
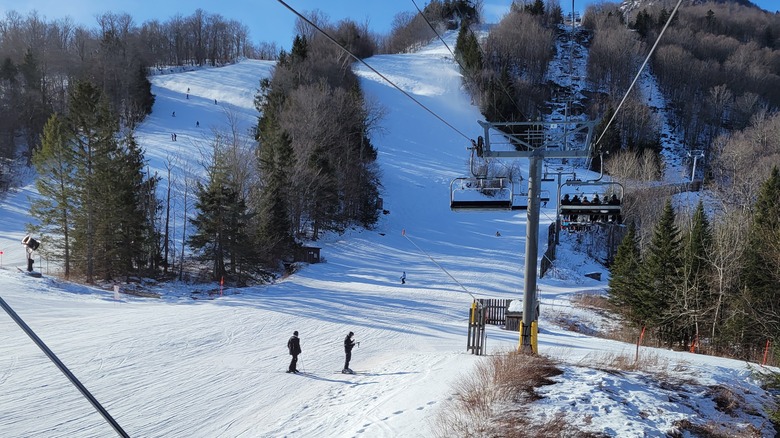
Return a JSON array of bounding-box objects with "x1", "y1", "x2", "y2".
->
[
  {"x1": 400, "y1": 271, "x2": 406, "y2": 284},
  {"x1": 343, "y1": 331, "x2": 358, "y2": 374},
  {"x1": 287, "y1": 330, "x2": 301, "y2": 373}
]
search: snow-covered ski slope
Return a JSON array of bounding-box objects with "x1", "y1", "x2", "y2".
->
[{"x1": 0, "y1": 32, "x2": 776, "y2": 437}]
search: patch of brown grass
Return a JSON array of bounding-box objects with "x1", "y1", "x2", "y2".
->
[
  {"x1": 571, "y1": 292, "x2": 611, "y2": 311},
  {"x1": 496, "y1": 411, "x2": 610, "y2": 438},
  {"x1": 708, "y1": 385, "x2": 744, "y2": 416},
  {"x1": 600, "y1": 323, "x2": 642, "y2": 344},
  {"x1": 580, "y1": 350, "x2": 674, "y2": 373},
  {"x1": 433, "y1": 352, "x2": 609, "y2": 438},
  {"x1": 672, "y1": 419, "x2": 763, "y2": 438}
]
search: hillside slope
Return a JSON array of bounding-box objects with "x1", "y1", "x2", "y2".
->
[{"x1": 0, "y1": 33, "x2": 776, "y2": 437}]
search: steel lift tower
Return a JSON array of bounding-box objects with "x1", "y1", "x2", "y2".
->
[{"x1": 474, "y1": 119, "x2": 596, "y2": 353}]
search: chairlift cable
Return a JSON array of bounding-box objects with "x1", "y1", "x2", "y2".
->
[
  {"x1": 593, "y1": 0, "x2": 684, "y2": 148},
  {"x1": 402, "y1": 230, "x2": 478, "y2": 301},
  {"x1": 0, "y1": 295, "x2": 130, "y2": 437},
  {"x1": 410, "y1": 0, "x2": 461, "y2": 68},
  {"x1": 446, "y1": 0, "x2": 529, "y2": 123},
  {"x1": 276, "y1": 0, "x2": 472, "y2": 142}
]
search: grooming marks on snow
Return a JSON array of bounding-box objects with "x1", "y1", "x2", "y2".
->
[{"x1": 0, "y1": 355, "x2": 17, "y2": 385}]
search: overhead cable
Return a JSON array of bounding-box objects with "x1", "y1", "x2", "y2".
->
[
  {"x1": 0, "y1": 295, "x2": 129, "y2": 437},
  {"x1": 402, "y1": 230, "x2": 479, "y2": 300},
  {"x1": 593, "y1": 0, "x2": 684, "y2": 147},
  {"x1": 276, "y1": 0, "x2": 473, "y2": 142}
]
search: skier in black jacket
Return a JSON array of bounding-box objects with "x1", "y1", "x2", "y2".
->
[
  {"x1": 343, "y1": 331, "x2": 357, "y2": 374},
  {"x1": 287, "y1": 331, "x2": 301, "y2": 373}
]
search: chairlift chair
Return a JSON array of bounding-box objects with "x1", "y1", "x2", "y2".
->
[
  {"x1": 450, "y1": 176, "x2": 515, "y2": 211},
  {"x1": 558, "y1": 180, "x2": 624, "y2": 226}
]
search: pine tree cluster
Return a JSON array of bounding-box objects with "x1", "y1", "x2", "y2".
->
[
  {"x1": 187, "y1": 26, "x2": 383, "y2": 282},
  {"x1": 608, "y1": 169, "x2": 780, "y2": 362},
  {"x1": 30, "y1": 81, "x2": 160, "y2": 283}
]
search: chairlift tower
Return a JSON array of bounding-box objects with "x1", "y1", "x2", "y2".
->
[
  {"x1": 687, "y1": 149, "x2": 704, "y2": 182},
  {"x1": 475, "y1": 119, "x2": 596, "y2": 353}
]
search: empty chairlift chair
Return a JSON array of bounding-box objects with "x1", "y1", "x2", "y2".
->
[{"x1": 450, "y1": 176, "x2": 519, "y2": 211}]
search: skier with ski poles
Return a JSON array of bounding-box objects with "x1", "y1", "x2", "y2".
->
[{"x1": 343, "y1": 331, "x2": 359, "y2": 374}]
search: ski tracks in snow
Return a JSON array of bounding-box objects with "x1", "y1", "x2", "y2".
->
[{"x1": 263, "y1": 351, "x2": 464, "y2": 437}]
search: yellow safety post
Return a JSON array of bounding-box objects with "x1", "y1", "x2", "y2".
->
[
  {"x1": 518, "y1": 321, "x2": 539, "y2": 354},
  {"x1": 518, "y1": 324, "x2": 524, "y2": 351}
]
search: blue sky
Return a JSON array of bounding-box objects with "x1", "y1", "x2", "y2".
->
[{"x1": 1, "y1": 0, "x2": 778, "y2": 49}]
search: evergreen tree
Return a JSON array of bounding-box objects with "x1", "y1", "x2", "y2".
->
[
  {"x1": 455, "y1": 22, "x2": 483, "y2": 76},
  {"x1": 255, "y1": 119, "x2": 296, "y2": 264},
  {"x1": 307, "y1": 143, "x2": 340, "y2": 239},
  {"x1": 189, "y1": 135, "x2": 256, "y2": 282},
  {"x1": 65, "y1": 81, "x2": 118, "y2": 282},
  {"x1": 189, "y1": 179, "x2": 252, "y2": 281},
  {"x1": 30, "y1": 81, "x2": 158, "y2": 282},
  {"x1": 608, "y1": 222, "x2": 642, "y2": 325},
  {"x1": 632, "y1": 10, "x2": 654, "y2": 39},
  {"x1": 679, "y1": 200, "x2": 712, "y2": 348},
  {"x1": 289, "y1": 35, "x2": 308, "y2": 66},
  {"x1": 638, "y1": 199, "x2": 682, "y2": 344},
  {"x1": 525, "y1": 0, "x2": 545, "y2": 16},
  {"x1": 30, "y1": 115, "x2": 77, "y2": 278},
  {"x1": 738, "y1": 167, "x2": 780, "y2": 357},
  {"x1": 127, "y1": 65, "x2": 156, "y2": 126},
  {"x1": 106, "y1": 132, "x2": 160, "y2": 279}
]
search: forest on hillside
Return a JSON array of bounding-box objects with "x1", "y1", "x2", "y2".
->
[
  {"x1": 0, "y1": 9, "x2": 281, "y2": 167},
  {"x1": 2, "y1": 0, "x2": 780, "y2": 361},
  {"x1": 14, "y1": 7, "x2": 390, "y2": 284},
  {"x1": 449, "y1": 0, "x2": 780, "y2": 362},
  {"x1": 586, "y1": 1, "x2": 779, "y2": 362},
  {"x1": 0, "y1": 1, "x2": 480, "y2": 284}
]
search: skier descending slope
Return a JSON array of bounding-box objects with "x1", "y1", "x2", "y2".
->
[{"x1": 343, "y1": 331, "x2": 358, "y2": 374}]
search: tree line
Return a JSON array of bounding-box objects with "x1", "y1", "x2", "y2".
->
[
  {"x1": 630, "y1": 2, "x2": 780, "y2": 171},
  {"x1": 455, "y1": 0, "x2": 559, "y2": 124},
  {"x1": 582, "y1": 3, "x2": 780, "y2": 363},
  {"x1": 584, "y1": 1, "x2": 780, "y2": 178},
  {"x1": 19, "y1": 3, "x2": 476, "y2": 284},
  {"x1": 0, "y1": 9, "x2": 280, "y2": 164},
  {"x1": 179, "y1": 3, "x2": 478, "y2": 282},
  {"x1": 609, "y1": 165, "x2": 780, "y2": 363},
  {"x1": 185, "y1": 17, "x2": 383, "y2": 283},
  {"x1": 605, "y1": 106, "x2": 780, "y2": 363},
  {"x1": 30, "y1": 81, "x2": 159, "y2": 283}
]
